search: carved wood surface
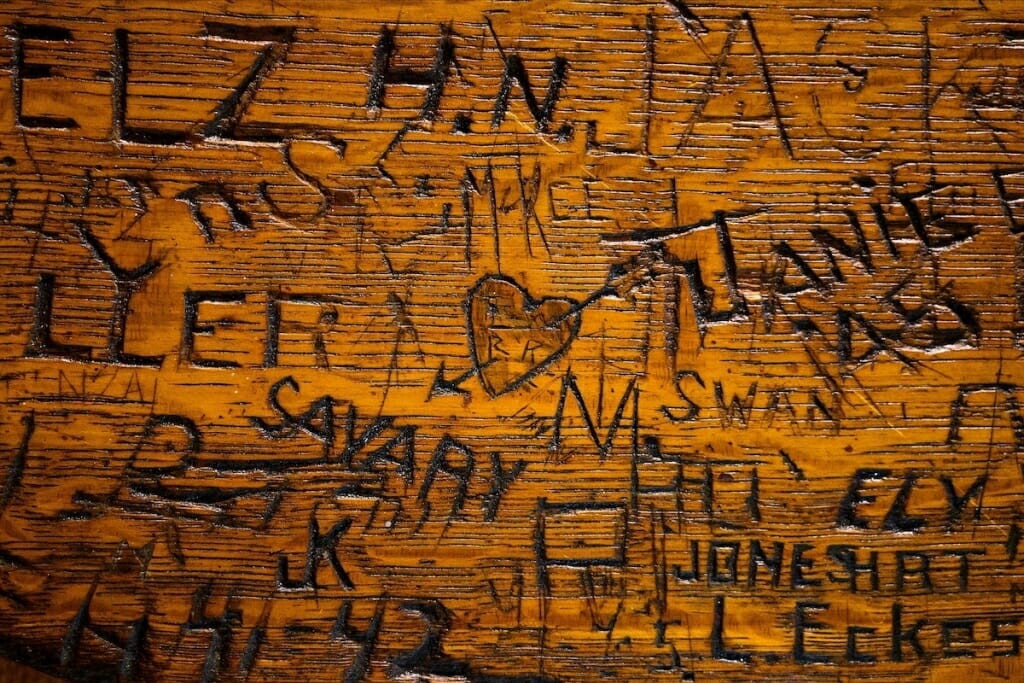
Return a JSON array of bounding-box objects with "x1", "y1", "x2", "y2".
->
[{"x1": 1, "y1": 0, "x2": 1024, "y2": 680}]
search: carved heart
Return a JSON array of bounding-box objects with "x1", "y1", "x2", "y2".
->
[{"x1": 466, "y1": 276, "x2": 581, "y2": 397}]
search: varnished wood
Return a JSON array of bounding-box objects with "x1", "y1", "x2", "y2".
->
[{"x1": 1, "y1": 1, "x2": 1023, "y2": 680}]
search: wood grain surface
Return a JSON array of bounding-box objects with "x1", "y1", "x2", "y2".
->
[{"x1": 1, "y1": 0, "x2": 1023, "y2": 680}]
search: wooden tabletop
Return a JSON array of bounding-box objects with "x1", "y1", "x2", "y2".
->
[{"x1": 0, "y1": 0, "x2": 1023, "y2": 681}]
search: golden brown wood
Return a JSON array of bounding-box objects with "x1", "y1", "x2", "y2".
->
[{"x1": 1, "y1": 0, "x2": 1023, "y2": 680}]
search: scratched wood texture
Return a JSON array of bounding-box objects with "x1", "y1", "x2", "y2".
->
[{"x1": 1, "y1": 0, "x2": 1024, "y2": 681}]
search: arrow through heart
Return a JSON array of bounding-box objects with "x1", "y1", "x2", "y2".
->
[
  {"x1": 443, "y1": 259, "x2": 659, "y2": 399},
  {"x1": 465, "y1": 276, "x2": 586, "y2": 397}
]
